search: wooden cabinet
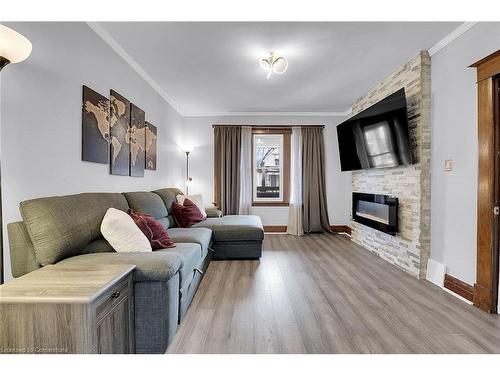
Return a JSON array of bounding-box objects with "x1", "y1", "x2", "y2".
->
[
  {"x1": 0, "y1": 264, "x2": 135, "y2": 354},
  {"x1": 95, "y1": 277, "x2": 134, "y2": 354}
]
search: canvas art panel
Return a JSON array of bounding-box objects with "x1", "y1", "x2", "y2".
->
[
  {"x1": 129, "y1": 103, "x2": 146, "y2": 177},
  {"x1": 110, "y1": 90, "x2": 131, "y2": 176},
  {"x1": 82, "y1": 86, "x2": 109, "y2": 164},
  {"x1": 145, "y1": 122, "x2": 157, "y2": 170}
]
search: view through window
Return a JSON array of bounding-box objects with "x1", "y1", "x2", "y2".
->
[{"x1": 253, "y1": 134, "x2": 283, "y2": 201}]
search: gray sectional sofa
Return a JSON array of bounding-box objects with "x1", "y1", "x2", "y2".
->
[{"x1": 7, "y1": 187, "x2": 264, "y2": 353}]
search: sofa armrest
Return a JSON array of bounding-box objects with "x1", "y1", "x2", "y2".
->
[
  {"x1": 58, "y1": 251, "x2": 182, "y2": 282},
  {"x1": 7, "y1": 221, "x2": 41, "y2": 278},
  {"x1": 205, "y1": 207, "x2": 223, "y2": 218}
]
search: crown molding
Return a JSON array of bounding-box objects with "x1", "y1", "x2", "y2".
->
[
  {"x1": 86, "y1": 22, "x2": 184, "y2": 115},
  {"x1": 428, "y1": 22, "x2": 478, "y2": 56},
  {"x1": 183, "y1": 110, "x2": 351, "y2": 117}
]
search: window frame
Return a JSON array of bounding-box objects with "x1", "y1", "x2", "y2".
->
[{"x1": 251, "y1": 128, "x2": 291, "y2": 207}]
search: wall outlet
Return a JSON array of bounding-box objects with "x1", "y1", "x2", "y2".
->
[{"x1": 445, "y1": 159, "x2": 453, "y2": 172}]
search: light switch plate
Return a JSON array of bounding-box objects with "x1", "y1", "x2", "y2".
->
[{"x1": 445, "y1": 159, "x2": 453, "y2": 172}]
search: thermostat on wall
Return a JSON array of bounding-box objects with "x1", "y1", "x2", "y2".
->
[{"x1": 445, "y1": 159, "x2": 453, "y2": 172}]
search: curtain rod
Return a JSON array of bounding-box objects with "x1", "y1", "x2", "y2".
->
[{"x1": 212, "y1": 124, "x2": 325, "y2": 128}]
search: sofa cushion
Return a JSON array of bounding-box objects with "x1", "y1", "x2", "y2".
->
[
  {"x1": 58, "y1": 251, "x2": 181, "y2": 282},
  {"x1": 171, "y1": 198, "x2": 205, "y2": 228},
  {"x1": 192, "y1": 215, "x2": 264, "y2": 242},
  {"x1": 101, "y1": 208, "x2": 152, "y2": 253},
  {"x1": 152, "y1": 188, "x2": 183, "y2": 215},
  {"x1": 81, "y1": 238, "x2": 115, "y2": 254},
  {"x1": 156, "y1": 243, "x2": 202, "y2": 292},
  {"x1": 20, "y1": 193, "x2": 129, "y2": 266},
  {"x1": 130, "y1": 210, "x2": 176, "y2": 250},
  {"x1": 123, "y1": 192, "x2": 170, "y2": 229},
  {"x1": 166, "y1": 227, "x2": 212, "y2": 258}
]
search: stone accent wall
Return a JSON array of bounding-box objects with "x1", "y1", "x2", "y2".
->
[{"x1": 351, "y1": 51, "x2": 431, "y2": 278}]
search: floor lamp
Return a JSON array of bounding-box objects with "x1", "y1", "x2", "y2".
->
[
  {"x1": 183, "y1": 146, "x2": 193, "y2": 195},
  {"x1": 0, "y1": 24, "x2": 32, "y2": 283}
]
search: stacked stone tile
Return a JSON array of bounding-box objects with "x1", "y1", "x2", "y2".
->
[{"x1": 351, "y1": 51, "x2": 431, "y2": 279}]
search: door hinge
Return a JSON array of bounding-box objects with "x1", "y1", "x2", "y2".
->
[{"x1": 494, "y1": 206, "x2": 499, "y2": 215}]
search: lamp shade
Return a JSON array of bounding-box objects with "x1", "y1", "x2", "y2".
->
[
  {"x1": 182, "y1": 145, "x2": 194, "y2": 153},
  {"x1": 0, "y1": 24, "x2": 32, "y2": 64}
]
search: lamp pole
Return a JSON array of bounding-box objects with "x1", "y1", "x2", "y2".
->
[
  {"x1": 0, "y1": 56, "x2": 8, "y2": 284},
  {"x1": 0, "y1": 57, "x2": 9, "y2": 284},
  {"x1": 0, "y1": 45, "x2": 9, "y2": 286},
  {"x1": 185, "y1": 151, "x2": 190, "y2": 195}
]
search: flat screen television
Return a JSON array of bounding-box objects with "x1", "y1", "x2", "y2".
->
[{"x1": 336, "y1": 88, "x2": 413, "y2": 172}]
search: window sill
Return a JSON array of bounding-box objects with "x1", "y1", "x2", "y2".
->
[{"x1": 252, "y1": 202, "x2": 290, "y2": 207}]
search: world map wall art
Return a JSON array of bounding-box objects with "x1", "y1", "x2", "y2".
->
[{"x1": 82, "y1": 85, "x2": 158, "y2": 177}]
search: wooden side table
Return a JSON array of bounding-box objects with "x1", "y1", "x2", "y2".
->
[{"x1": 0, "y1": 264, "x2": 135, "y2": 354}]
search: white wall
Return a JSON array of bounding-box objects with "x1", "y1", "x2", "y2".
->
[
  {"x1": 430, "y1": 22, "x2": 500, "y2": 285},
  {"x1": 0, "y1": 22, "x2": 185, "y2": 281},
  {"x1": 181, "y1": 115, "x2": 351, "y2": 226}
]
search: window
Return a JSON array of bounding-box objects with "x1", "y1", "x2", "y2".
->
[{"x1": 252, "y1": 129, "x2": 291, "y2": 206}]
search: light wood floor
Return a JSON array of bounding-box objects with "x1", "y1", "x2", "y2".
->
[{"x1": 167, "y1": 234, "x2": 500, "y2": 354}]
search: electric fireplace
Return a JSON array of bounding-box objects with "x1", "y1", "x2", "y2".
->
[{"x1": 352, "y1": 192, "x2": 398, "y2": 235}]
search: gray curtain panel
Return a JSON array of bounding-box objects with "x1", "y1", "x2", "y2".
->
[
  {"x1": 214, "y1": 126, "x2": 241, "y2": 215},
  {"x1": 302, "y1": 127, "x2": 332, "y2": 233}
]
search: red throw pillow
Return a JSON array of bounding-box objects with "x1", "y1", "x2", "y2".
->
[
  {"x1": 171, "y1": 198, "x2": 205, "y2": 228},
  {"x1": 129, "y1": 210, "x2": 176, "y2": 250}
]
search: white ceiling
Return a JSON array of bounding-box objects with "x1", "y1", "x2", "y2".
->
[{"x1": 98, "y1": 22, "x2": 462, "y2": 115}]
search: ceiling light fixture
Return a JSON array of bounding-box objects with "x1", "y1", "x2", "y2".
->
[{"x1": 260, "y1": 52, "x2": 288, "y2": 79}]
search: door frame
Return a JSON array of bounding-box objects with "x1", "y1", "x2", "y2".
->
[{"x1": 470, "y1": 49, "x2": 500, "y2": 313}]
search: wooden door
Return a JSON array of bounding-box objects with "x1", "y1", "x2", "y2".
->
[
  {"x1": 471, "y1": 50, "x2": 500, "y2": 313},
  {"x1": 494, "y1": 74, "x2": 500, "y2": 312}
]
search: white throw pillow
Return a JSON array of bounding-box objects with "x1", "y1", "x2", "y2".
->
[
  {"x1": 176, "y1": 194, "x2": 207, "y2": 218},
  {"x1": 101, "y1": 208, "x2": 152, "y2": 253}
]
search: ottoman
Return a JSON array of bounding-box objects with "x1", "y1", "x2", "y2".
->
[{"x1": 192, "y1": 215, "x2": 264, "y2": 259}]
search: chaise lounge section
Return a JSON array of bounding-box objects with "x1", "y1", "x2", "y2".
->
[
  {"x1": 192, "y1": 215, "x2": 264, "y2": 259},
  {"x1": 153, "y1": 188, "x2": 264, "y2": 259},
  {"x1": 7, "y1": 187, "x2": 264, "y2": 353}
]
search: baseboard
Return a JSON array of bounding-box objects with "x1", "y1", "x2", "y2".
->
[
  {"x1": 264, "y1": 225, "x2": 287, "y2": 233},
  {"x1": 263, "y1": 225, "x2": 352, "y2": 234},
  {"x1": 331, "y1": 225, "x2": 352, "y2": 235},
  {"x1": 444, "y1": 274, "x2": 474, "y2": 302},
  {"x1": 443, "y1": 288, "x2": 473, "y2": 305}
]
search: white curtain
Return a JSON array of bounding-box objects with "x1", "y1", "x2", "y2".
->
[
  {"x1": 287, "y1": 126, "x2": 304, "y2": 235},
  {"x1": 239, "y1": 126, "x2": 253, "y2": 215}
]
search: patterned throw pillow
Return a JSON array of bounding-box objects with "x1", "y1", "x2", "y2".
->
[
  {"x1": 129, "y1": 209, "x2": 176, "y2": 249},
  {"x1": 171, "y1": 198, "x2": 205, "y2": 228}
]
